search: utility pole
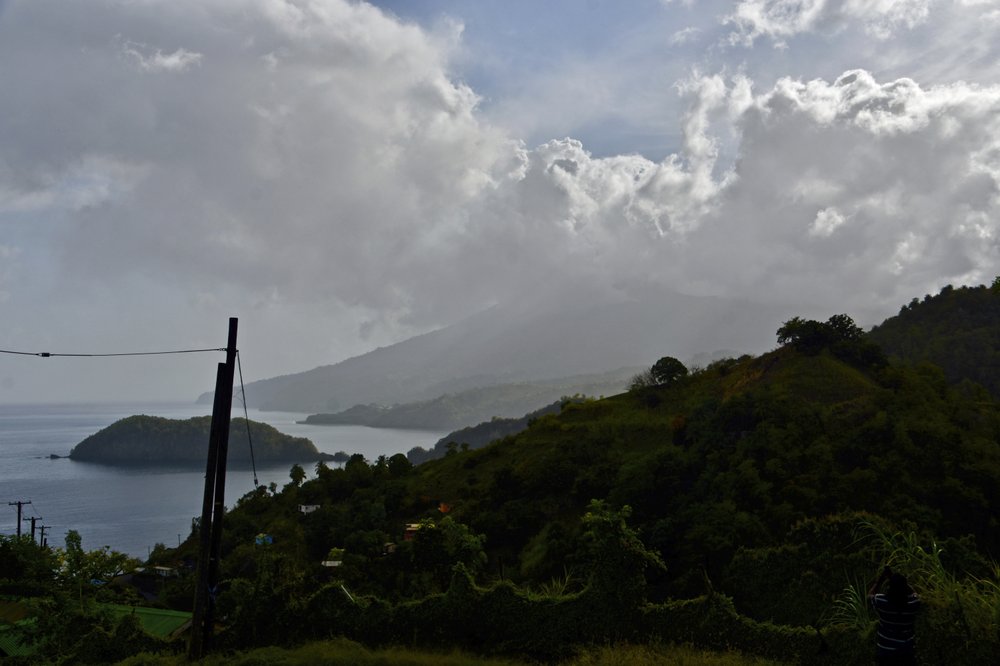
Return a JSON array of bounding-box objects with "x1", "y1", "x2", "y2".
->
[
  {"x1": 8, "y1": 501, "x2": 31, "y2": 538},
  {"x1": 38, "y1": 525, "x2": 49, "y2": 548},
  {"x1": 24, "y1": 516, "x2": 37, "y2": 542},
  {"x1": 189, "y1": 317, "x2": 238, "y2": 661}
]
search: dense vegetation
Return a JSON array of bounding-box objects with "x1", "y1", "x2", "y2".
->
[
  {"x1": 113, "y1": 638, "x2": 784, "y2": 666},
  {"x1": 69, "y1": 416, "x2": 329, "y2": 465},
  {"x1": 8, "y1": 281, "x2": 1000, "y2": 664},
  {"x1": 868, "y1": 278, "x2": 1000, "y2": 396}
]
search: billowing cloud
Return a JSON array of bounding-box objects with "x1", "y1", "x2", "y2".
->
[
  {"x1": 1, "y1": 0, "x2": 999, "y2": 400},
  {"x1": 678, "y1": 68, "x2": 1000, "y2": 311}
]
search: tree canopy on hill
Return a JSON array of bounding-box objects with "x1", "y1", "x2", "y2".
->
[
  {"x1": 17, "y1": 300, "x2": 1000, "y2": 664},
  {"x1": 868, "y1": 278, "x2": 1000, "y2": 396},
  {"x1": 186, "y1": 322, "x2": 1000, "y2": 606},
  {"x1": 69, "y1": 415, "x2": 328, "y2": 464}
]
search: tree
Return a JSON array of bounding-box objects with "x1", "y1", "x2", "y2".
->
[
  {"x1": 627, "y1": 369, "x2": 657, "y2": 392},
  {"x1": 57, "y1": 530, "x2": 137, "y2": 602},
  {"x1": 777, "y1": 314, "x2": 861, "y2": 354},
  {"x1": 387, "y1": 453, "x2": 412, "y2": 477},
  {"x1": 651, "y1": 356, "x2": 688, "y2": 385},
  {"x1": 580, "y1": 500, "x2": 664, "y2": 608},
  {"x1": 776, "y1": 316, "x2": 832, "y2": 353},
  {"x1": 826, "y1": 313, "x2": 864, "y2": 341},
  {"x1": 409, "y1": 517, "x2": 487, "y2": 594},
  {"x1": 0, "y1": 534, "x2": 59, "y2": 588},
  {"x1": 289, "y1": 464, "x2": 306, "y2": 486},
  {"x1": 345, "y1": 453, "x2": 373, "y2": 487}
]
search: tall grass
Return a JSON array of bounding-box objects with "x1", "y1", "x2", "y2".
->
[
  {"x1": 829, "y1": 520, "x2": 1000, "y2": 663},
  {"x1": 827, "y1": 575, "x2": 874, "y2": 634},
  {"x1": 535, "y1": 567, "x2": 578, "y2": 597}
]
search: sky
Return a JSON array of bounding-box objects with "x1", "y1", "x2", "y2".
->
[{"x1": 1, "y1": 0, "x2": 999, "y2": 402}]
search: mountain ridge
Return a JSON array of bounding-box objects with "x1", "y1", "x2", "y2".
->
[{"x1": 204, "y1": 288, "x2": 801, "y2": 413}]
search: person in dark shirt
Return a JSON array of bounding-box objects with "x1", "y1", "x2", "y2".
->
[{"x1": 869, "y1": 566, "x2": 920, "y2": 665}]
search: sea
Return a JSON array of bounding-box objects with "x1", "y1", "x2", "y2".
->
[{"x1": 0, "y1": 402, "x2": 445, "y2": 558}]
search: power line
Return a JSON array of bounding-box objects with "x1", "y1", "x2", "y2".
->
[
  {"x1": 236, "y1": 351, "x2": 259, "y2": 488},
  {"x1": 0, "y1": 347, "x2": 227, "y2": 358}
]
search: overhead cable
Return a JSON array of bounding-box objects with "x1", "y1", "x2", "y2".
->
[{"x1": 0, "y1": 347, "x2": 227, "y2": 358}]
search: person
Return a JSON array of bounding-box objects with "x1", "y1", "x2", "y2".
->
[{"x1": 868, "y1": 565, "x2": 920, "y2": 665}]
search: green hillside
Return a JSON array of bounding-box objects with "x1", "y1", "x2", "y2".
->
[
  {"x1": 412, "y1": 343, "x2": 998, "y2": 592},
  {"x1": 13, "y1": 311, "x2": 1000, "y2": 664},
  {"x1": 157, "y1": 314, "x2": 998, "y2": 661},
  {"x1": 868, "y1": 278, "x2": 1000, "y2": 395}
]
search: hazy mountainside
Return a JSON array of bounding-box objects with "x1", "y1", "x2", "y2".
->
[
  {"x1": 204, "y1": 287, "x2": 796, "y2": 413},
  {"x1": 405, "y1": 398, "x2": 571, "y2": 465},
  {"x1": 69, "y1": 415, "x2": 330, "y2": 465},
  {"x1": 868, "y1": 280, "x2": 1000, "y2": 396},
  {"x1": 299, "y1": 368, "x2": 637, "y2": 431}
]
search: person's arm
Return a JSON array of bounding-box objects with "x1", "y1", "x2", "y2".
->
[{"x1": 869, "y1": 565, "x2": 891, "y2": 598}]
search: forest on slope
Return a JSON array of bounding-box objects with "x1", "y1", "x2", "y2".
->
[
  {"x1": 868, "y1": 277, "x2": 1000, "y2": 396},
  {"x1": 157, "y1": 282, "x2": 999, "y2": 661},
  {"x1": 8, "y1": 281, "x2": 1000, "y2": 664}
]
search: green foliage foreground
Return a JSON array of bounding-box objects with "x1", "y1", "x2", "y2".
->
[{"x1": 116, "y1": 639, "x2": 783, "y2": 666}]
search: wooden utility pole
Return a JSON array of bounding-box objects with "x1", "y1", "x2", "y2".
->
[
  {"x1": 24, "y1": 516, "x2": 37, "y2": 542},
  {"x1": 8, "y1": 501, "x2": 31, "y2": 538},
  {"x1": 189, "y1": 317, "x2": 238, "y2": 661},
  {"x1": 38, "y1": 525, "x2": 49, "y2": 548}
]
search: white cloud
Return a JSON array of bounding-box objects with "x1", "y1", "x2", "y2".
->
[
  {"x1": 810, "y1": 207, "x2": 848, "y2": 236},
  {"x1": 670, "y1": 26, "x2": 702, "y2": 44},
  {"x1": 117, "y1": 37, "x2": 203, "y2": 72},
  {"x1": 727, "y1": 0, "x2": 932, "y2": 45},
  {"x1": 681, "y1": 68, "x2": 1000, "y2": 307}
]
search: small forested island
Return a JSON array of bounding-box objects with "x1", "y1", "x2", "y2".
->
[{"x1": 68, "y1": 415, "x2": 333, "y2": 465}]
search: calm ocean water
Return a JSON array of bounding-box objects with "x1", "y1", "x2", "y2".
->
[{"x1": 0, "y1": 403, "x2": 443, "y2": 558}]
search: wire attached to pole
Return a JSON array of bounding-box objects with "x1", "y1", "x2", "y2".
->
[
  {"x1": 236, "y1": 351, "x2": 259, "y2": 488},
  {"x1": 0, "y1": 347, "x2": 227, "y2": 358}
]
